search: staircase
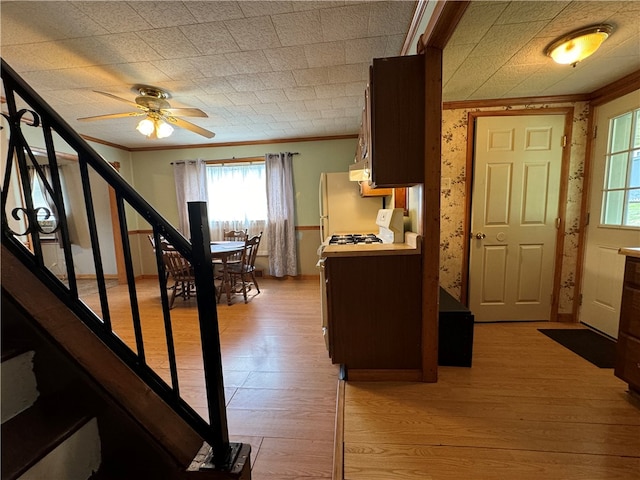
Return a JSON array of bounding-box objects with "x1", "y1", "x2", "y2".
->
[
  {"x1": 1, "y1": 288, "x2": 102, "y2": 479},
  {"x1": 2, "y1": 248, "x2": 251, "y2": 479},
  {"x1": 1, "y1": 347, "x2": 101, "y2": 479},
  {"x1": 1, "y1": 58, "x2": 251, "y2": 478}
]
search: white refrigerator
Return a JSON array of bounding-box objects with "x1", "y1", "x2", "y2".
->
[{"x1": 319, "y1": 172, "x2": 383, "y2": 241}]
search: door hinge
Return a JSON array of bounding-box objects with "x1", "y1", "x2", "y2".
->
[
  {"x1": 562, "y1": 135, "x2": 567, "y2": 148},
  {"x1": 555, "y1": 217, "x2": 561, "y2": 229},
  {"x1": 579, "y1": 293, "x2": 583, "y2": 306},
  {"x1": 593, "y1": 125, "x2": 598, "y2": 139},
  {"x1": 585, "y1": 212, "x2": 590, "y2": 226}
]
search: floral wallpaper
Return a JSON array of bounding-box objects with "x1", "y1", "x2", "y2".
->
[{"x1": 440, "y1": 102, "x2": 590, "y2": 316}]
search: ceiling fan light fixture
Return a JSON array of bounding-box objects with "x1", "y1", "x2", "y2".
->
[
  {"x1": 136, "y1": 117, "x2": 155, "y2": 136},
  {"x1": 78, "y1": 87, "x2": 214, "y2": 139},
  {"x1": 156, "y1": 120, "x2": 174, "y2": 139},
  {"x1": 545, "y1": 24, "x2": 613, "y2": 66},
  {"x1": 136, "y1": 115, "x2": 174, "y2": 139}
]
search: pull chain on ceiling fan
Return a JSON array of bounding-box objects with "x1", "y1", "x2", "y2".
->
[{"x1": 77, "y1": 85, "x2": 215, "y2": 139}]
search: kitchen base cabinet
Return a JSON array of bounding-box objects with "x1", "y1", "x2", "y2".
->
[
  {"x1": 325, "y1": 254, "x2": 422, "y2": 376},
  {"x1": 615, "y1": 253, "x2": 640, "y2": 396}
]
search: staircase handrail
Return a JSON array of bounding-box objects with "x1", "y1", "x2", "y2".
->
[{"x1": 0, "y1": 58, "x2": 237, "y2": 471}]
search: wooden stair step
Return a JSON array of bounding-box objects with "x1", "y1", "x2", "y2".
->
[
  {"x1": 1, "y1": 345, "x2": 31, "y2": 363},
  {"x1": 1, "y1": 390, "x2": 94, "y2": 480}
]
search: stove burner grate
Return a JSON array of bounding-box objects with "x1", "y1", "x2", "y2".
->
[{"x1": 329, "y1": 233, "x2": 382, "y2": 245}]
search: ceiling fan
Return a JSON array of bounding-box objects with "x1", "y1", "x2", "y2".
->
[{"x1": 77, "y1": 85, "x2": 215, "y2": 139}]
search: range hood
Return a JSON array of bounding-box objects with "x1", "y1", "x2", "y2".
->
[{"x1": 348, "y1": 158, "x2": 370, "y2": 182}]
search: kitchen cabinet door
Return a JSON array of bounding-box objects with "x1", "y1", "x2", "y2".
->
[
  {"x1": 325, "y1": 254, "x2": 422, "y2": 370},
  {"x1": 369, "y1": 55, "x2": 425, "y2": 188}
]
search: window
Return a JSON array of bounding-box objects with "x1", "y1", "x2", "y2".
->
[
  {"x1": 601, "y1": 108, "x2": 640, "y2": 227},
  {"x1": 205, "y1": 161, "x2": 267, "y2": 240},
  {"x1": 29, "y1": 165, "x2": 58, "y2": 239}
]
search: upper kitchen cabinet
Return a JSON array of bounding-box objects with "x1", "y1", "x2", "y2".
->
[
  {"x1": 369, "y1": 54, "x2": 425, "y2": 188},
  {"x1": 359, "y1": 180, "x2": 392, "y2": 197}
]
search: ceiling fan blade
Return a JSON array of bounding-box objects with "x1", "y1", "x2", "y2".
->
[
  {"x1": 77, "y1": 111, "x2": 146, "y2": 122},
  {"x1": 161, "y1": 107, "x2": 208, "y2": 118},
  {"x1": 165, "y1": 116, "x2": 215, "y2": 139},
  {"x1": 93, "y1": 91, "x2": 145, "y2": 110}
]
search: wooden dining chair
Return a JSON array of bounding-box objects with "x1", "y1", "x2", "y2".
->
[
  {"x1": 222, "y1": 229, "x2": 247, "y2": 263},
  {"x1": 160, "y1": 243, "x2": 196, "y2": 309},
  {"x1": 213, "y1": 228, "x2": 248, "y2": 283},
  {"x1": 223, "y1": 229, "x2": 248, "y2": 242},
  {"x1": 148, "y1": 234, "x2": 172, "y2": 253},
  {"x1": 225, "y1": 232, "x2": 262, "y2": 304}
]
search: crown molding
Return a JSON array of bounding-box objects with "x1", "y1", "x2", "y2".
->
[
  {"x1": 443, "y1": 94, "x2": 590, "y2": 110},
  {"x1": 588, "y1": 69, "x2": 640, "y2": 106}
]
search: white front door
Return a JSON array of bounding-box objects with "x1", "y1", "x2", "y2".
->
[
  {"x1": 580, "y1": 90, "x2": 640, "y2": 338},
  {"x1": 469, "y1": 114, "x2": 565, "y2": 322}
]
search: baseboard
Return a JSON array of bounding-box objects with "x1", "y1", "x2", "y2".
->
[
  {"x1": 557, "y1": 313, "x2": 575, "y2": 323},
  {"x1": 344, "y1": 369, "x2": 423, "y2": 382},
  {"x1": 76, "y1": 273, "x2": 118, "y2": 280},
  {"x1": 262, "y1": 274, "x2": 320, "y2": 280},
  {"x1": 332, "y1": 380, "x2": 345, "y2": 480}
]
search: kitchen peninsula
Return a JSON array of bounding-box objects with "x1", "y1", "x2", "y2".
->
[{"x1": 321, "y1": 233, "x2": 423, "y2": 381}]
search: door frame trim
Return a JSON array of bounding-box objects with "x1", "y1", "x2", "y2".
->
[{"x1": 462, "y1": 108, "x2": 574, "y2": 322}]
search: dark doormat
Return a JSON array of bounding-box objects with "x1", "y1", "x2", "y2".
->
[{"x1": 538, "y1": 328, "x2": 616, "y2": 368}]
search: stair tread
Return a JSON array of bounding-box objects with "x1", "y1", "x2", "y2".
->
[
  {"x1": 1, "y1": 344, "x2": 33, "y2": 363},
  {"x1": 1, "y1": 390, "x2": 94, "y2": 480}
]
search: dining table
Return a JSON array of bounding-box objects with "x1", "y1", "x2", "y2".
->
[{"x1": 210, "y1": 241, "x2": 245, "y2": 305}]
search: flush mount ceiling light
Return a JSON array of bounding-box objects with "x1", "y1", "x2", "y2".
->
[{"x1": 545, "y1": 24, "x2": 613, "y2": 66}]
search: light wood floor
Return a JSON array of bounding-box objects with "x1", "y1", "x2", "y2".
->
[
  {"x1": 86, "y1": 277, "x2": 339, "y2": 480},
  {"x1": 342, "y1": 322, "x2": 640, "y2": 480},
  {"x1": 85, "y1": 278, "x2": 640, "y2": 480}
]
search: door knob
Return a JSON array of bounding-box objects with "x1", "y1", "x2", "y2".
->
[{"x1": 475, "y1": 232, "x2": 486, "y2": 239}]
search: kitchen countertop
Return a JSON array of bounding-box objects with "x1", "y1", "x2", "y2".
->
[
  {"x1": 619, "y1": 247, "x2": 640, "y2": 258},
  {"x1": 322, "y1": 232, "x2": 421, "y2": 258}
]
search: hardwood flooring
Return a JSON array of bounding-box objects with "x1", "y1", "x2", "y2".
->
[
  {"x1": 341, "y1": 322, "x2": 640, "y2": 480},
  {"x1": 85, "y1": 277, "x2": 339, "y2": 480},
  {"x1": 83, "y1": 279, "x2": 640, "y2": 479}
]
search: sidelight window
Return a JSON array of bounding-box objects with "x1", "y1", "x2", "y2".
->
[{"x1": 601, "y1": 108, "x2": 640, "y2": 227}]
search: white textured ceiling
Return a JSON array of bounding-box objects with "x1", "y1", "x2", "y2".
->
[
  {"x1": 1, "y1": 1, "x2": 639, "y2": 149},
  {"x1": 444, "y1": 1, "x2": 640, "y2": 101}
]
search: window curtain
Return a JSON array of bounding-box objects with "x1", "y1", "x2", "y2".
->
[
  {"x1": 205, "y1": 163, "x2": 267, "y2": 248},
  {"x1": 173, "y1": 159, "x2": 208, "y2": 237},
  {"x1": 27, "y1": 164, "x2": 81, "y2": 244},
  {"x1": 265, "y1": 152, "x2": 297, "y2": 277},
  {"x1": 28, "y1": 164, "x2": 58, "y2": 224}
]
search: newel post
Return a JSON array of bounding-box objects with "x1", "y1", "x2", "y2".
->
[{"x1": 187, "y1": 201, "x2": 233, "y2": 468}]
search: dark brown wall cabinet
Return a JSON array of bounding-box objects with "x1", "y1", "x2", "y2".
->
[{"x1": 369, "y1": 54, "x2": 425, "y2": 188}]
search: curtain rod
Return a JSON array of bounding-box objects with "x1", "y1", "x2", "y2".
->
[{"x1": 171, "y1": 152, "x2": 299, "y2": 165}]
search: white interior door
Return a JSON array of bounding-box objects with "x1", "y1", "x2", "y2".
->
[
  {"x1": 469, "y1": 114, "x2": 565, "y2": 322},
  {"x1": 580, "y1": 90, "x2": 640, "y2": 338}
]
